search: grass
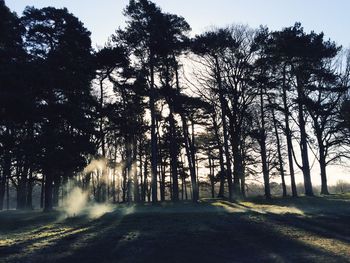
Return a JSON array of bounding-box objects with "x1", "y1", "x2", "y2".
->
[{"x1": 0, "y1": 194, "x2": 350, "y2": 263}]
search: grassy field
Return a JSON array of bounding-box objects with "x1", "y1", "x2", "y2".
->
[{"x1": 0, "y1": 194, "x2": 350, "y2": 263}]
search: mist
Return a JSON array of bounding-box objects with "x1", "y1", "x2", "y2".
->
[{"x1": 61, "y1": 186, "x2": 113, "y2": 219}]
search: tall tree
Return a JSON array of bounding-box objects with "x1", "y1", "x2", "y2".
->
[
  {"x1": 121, "y1": 0, "x2": 165, "y2": 202},
  {"x1": 0, "y1": 0, "x2": 26, "y2": 209},
  {"x1": 22, "y1": 6, "x2": 96, "y2": 211},
  {"x1": 305, "y1": 60, "x2": 346, "y2": 195},
  {"x1": 269, "y1": 24, "x2": 338, "y2": 196},
  {"x1": 192, "y1": 28, "x2": 235, "y2": 199},
  {"x1": 156, "y1": 11, "x2": 190, "y2": 201}
]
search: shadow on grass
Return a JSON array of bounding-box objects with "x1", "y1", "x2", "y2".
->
[
  {"x1": 53, "y1": 212, "x2": 349, "y2": 263},
  {"x1": 1, "y1": 197, "x2": 349, "y2": 263},
  {"x1": 0, "y1": 210, "x2": 61, "y2": 234}
]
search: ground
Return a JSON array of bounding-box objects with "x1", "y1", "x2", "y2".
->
[{"x1": 0, "y1": 194, "x2": 350, "y2": 263}]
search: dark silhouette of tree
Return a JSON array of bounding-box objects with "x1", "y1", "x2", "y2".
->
[
  {"x1": 0, "y1": 0, "x2": 28, "y2": 209},
  {"x1": 94, "y1": 45, "x2": 131, "y2": 202},
  {"x1": 119, "y1": 0, "x2": 162, "y2": 203},
  {"x1": 269, "y1": 23, "x2": 341, "y2": 196},
  {"x1": 174, "y1": 95, "x2": 209, "y2": 202},
  {"x1": 192, "y1": 28, "x2": 235, "y2": 200},
  {"x1": 155, "y1": 11, "x2": 190, "y2": 201},
  {"x1": 2, "y1": 0, "x2": 350, "y2": 208},
  {"x1": 304, "y1": 59, "x2": 347, "y2": 195},
  {"x1": 192, "y1": 26, "x2": 257, "y2": 199},
  {"x1": 22, "y1": 6, "x2": 96, "y2": 211},
  {"x1": 253, "y1": 28, "x2": 287, "y2": 197}
]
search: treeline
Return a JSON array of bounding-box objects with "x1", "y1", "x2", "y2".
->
[{"x1": 1, "y1": 0, "x2": 350, "y2": 211}]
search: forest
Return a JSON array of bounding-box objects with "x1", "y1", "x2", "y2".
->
[
  {"x1": 1, "y1": 0, "x2": 350, "y2": 213},
  {"x1": 2, "y1": 1, "x2": 350, "y2": 262}
]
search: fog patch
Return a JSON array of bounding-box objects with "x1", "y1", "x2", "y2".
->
[
  {"x1": 83, "y1": 158, "x2": 107, "y2": 175},
  {"x1": 88, "y1": 203, "x2": 114, "y2": 219},
  {"x1": 63, "y1": 187, "x2": 88, "y2": 217},
  {"x1": 61, "y1": 187, "x2": 114, "y2": 219}
]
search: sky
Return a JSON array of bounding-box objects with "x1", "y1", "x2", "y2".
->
[
  {"x1": 5, "y1": 0, "x2": 350, "y2": 186},
  {"x1": 6, "y1": 0, "x2": 350, "y2": 49}
]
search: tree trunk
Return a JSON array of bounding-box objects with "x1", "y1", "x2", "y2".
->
[
  {"x1": 1, "y1": 128, "x2": 11, "y2": 210},
  {"x1": 44, "y1": 171, "x2": 53, "y2": 212},
  {"x1": 112, "y1": 168, "x2": 116, "y2": 203},
  {"x1": 240, "y1": 172, "x2": 246, "y2": 198},
  {"x1": 212, "y1": 114, "x2": 225, "y2": 198},
  {"x1": 150, "y1": 57, "x2": 158, "y2": 203},
  {"x1": 175, "y1": 65, "x2": 198, "y2": 202},
  {"x1": 6, "y1": 178, "x2": 10, "y2": 210},
  {"x1": 138, "y1": 143, "x2": 143, "y2": 203},
  {"x1": 0, "y1": 150, "x2": 10, "y2": 210},
  {"x1": 231, "y1": 130, "x2": 243, "y2": 198},
  {"x1": 181, "y1": 174, "x2": 185, "y2": 200},
  {"x1": 157, "y1": 121, "x2": 165, "y2": 202},
  {"x1": 181, "y1": 114, "x2": 198, "y2": 202},
  {"x1": 169, "y1": 108, "x2": 179, "y2": 201},
  {"x1": 191, "y1": 118, "x2": 200, "y2": 195},
  {"x1": 53, "y1": 176, "x2": 60, "y2": 207},
  {"x1": 40, "y1": 176, "x2": 44, "y2": 209},
  {"x1": 142, "y1": 155, "x2": 148, "y2": 202},
  {"x1": 17, "y1": 166, "x2": 28, "y2": 210},
  {"x1": 99, "y1": 79, "x2": 106, "y2": 157},
  {"x1": 121, "y1": 151, "x2": 127, "y2": 202},
  {"x1": 208, "y1": 153, "x2": 215, "y2": 198},
  {"x1": 0, "y1": 172, "x2": 6, "y2": 210},
  {"x1": 281, "y1": 70, "x2": 298, "y2": 197},
  {"x1": 139, "y1": 152, "x2": 143, "y2": 203},
  {"x1": 126, "y1": 138, "x2": 132, "y2": 203},
  {"x1": 271, "y1": 106, "x2": 287, "y2": 197},
  {"x1": 296, "y1": 84, "x2": 314, "y2": 196},
  {"x1": 133, "y1": 138, "x2": 140, "y2": 203},
  {"x1": 317, "y1": 135, "x2": 329, "y2": 195},
  {"x1": 26, "y1": 169, "x2": 33, "y2": 209},
  {"x1": 215, "y1": 56, "x2": 233, "y2": 201},
  {"x1": 160, "y1": 162, "x2": 166, "y2": 202},
  {"x1": 259, "y1": 86, "x2": 271, "y2": 200},
  {"x1": 260, "y1": 140, "x2": 271, "y2": 199}
]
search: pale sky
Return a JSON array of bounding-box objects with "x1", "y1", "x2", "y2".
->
[
  {"x1": 5, "y1": 0, "x2": 350, "y2": 186},
  {"x1": 6, "y1": 0, "x2": 350, "y2": 49}
]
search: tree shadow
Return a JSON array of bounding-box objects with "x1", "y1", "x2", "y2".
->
[
  {"x1": 41, "y1": 206, "x2": 350, "y2": 262},
  {"x1": 1, "y1": 201, "x2": 349, "y2": 263}
]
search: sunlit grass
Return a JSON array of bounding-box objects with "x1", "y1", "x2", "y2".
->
[
  {"x1": 249, "y1": 213, "x2": 350, "y2": 258},
  {"x1": 210, "y1": 199, "x2": 305, "y2": 216},
  {"x1": 1, "y1": 224, "x2": 90, "y2": 253},
  {"x1": 239, "y1": 201, "x2": 305, "y2": 215}
]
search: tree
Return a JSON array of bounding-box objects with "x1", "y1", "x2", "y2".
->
[
  {"x1": 269, "y1": 24, "x2": 332, "y2": 196},
  {"x1": 22, "y1": 6, "x2": 96, "y2": 211},
  {"x1": 192, "y1": 28, "x2": 236, "y2": 200},
  {"x1": 192, "y1": 25, "x2": 257, "y2": 199},
  {"x1": 253, "y1": 28, "x2": 287, "y2": 198},
  {"x1": 174, "y1": 95, "x2": 209, "y2": 202},
  {"x1": 0, "y1": 0, "x2": 27, "y2": 209},
  {"x1": 121, "y1": 0, "x2": 165, "y2": 203},
  {"x1": 94, "y1": 45, "x2": 130, "y2": 202},
  {"x1": 304, "y1": 59, "x2": 347, "y2": 195},
  {"x1": 155, "y1": 11, "x2": 190, "y2": 201}
]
